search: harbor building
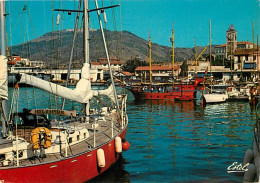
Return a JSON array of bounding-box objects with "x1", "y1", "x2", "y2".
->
[
  {"x1": 91, "y1": 58, "x2": 123, "y2": 71},
  {"x1": 188, "y1": 47, "x2": 260, "y2": 82},
  {"x1": 45, "y1": 68, "x2": 103, "y2": 83},
  {"x1": 215, "y1": 25, "x2": 255, "y2": 61},
  {"x1": 91, "y1": 58, "x2": 123, "y2": 80},
  {"x1": 188, "y1": 24, "x2": 260, "y2": 82}
]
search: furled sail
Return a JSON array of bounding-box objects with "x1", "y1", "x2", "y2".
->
[
  {"x1": 19, "y1": 63, "x2": 116, "y2": 103},
  {"x1": 93, "y1": 84, "x2": 116, "y2": 103},
  {"x1": 0, "y1": 55, "x2": 8, "y2": 100},
  {"x1": 19, "y1": 63, "x2": 92, "y2": 103}
]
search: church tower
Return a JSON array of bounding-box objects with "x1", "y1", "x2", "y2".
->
[{"x1": 226, "y1": 24, "x2": 237, "y2": 59}]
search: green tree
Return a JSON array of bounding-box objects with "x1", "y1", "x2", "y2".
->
[
  {"x1": 122, "y1": 58, "x2": 148, "y2": 73},
  {"x1": 180, "y1": 61, "x2": 188, "y2": 76}
]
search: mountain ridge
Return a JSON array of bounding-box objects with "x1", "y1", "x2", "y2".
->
[{"x1": 9, "y1": 29, "x2": 216, "y2": 68}]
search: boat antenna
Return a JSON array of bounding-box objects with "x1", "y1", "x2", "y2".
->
[
  {"x1": 170, "y1": 22, "x2": 174, "y2": 84},
  {"x1": 253, "y1": 20, "x2": 255, "y2": 83},
  {"x1": 0, "y1": 1, "x2": 8, "y2": 138},
  {"x1": 257, "y1": 34, "x2": 259, "y2": 81},
  {"x1": 209, "y1": 19, "x2": 213, "y2": 93},
  {"x1": 93, "y1": 0, "x2": 121, "y2": 116},
  {"x1": 209, "y1": 19, "x2": 212, "y2": 78},
  {"x1": 194, "y1": 37, "x2": 197, "y2": 76},
  {"x1": 148, "y1": 30, "x2": 152, "y2": 83}
]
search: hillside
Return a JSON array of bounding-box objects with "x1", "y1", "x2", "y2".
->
[{"x1": 9, "y1": 29, "x2": 215, "y2": 68}]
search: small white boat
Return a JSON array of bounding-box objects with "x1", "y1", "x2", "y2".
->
[
  {"x1": 227, "y1": 86, "x2": 249, "y2": 101},
  {"x1": 203, "y1": 91, "x2": 228, "y2": 103}
]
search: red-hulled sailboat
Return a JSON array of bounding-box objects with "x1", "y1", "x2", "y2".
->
[
  {"x1": 0, "y1": 1, "x2": 129, "y2": 182},
  {"x1": 126, "y1": 27, "x2": 204, "y2": 101}
]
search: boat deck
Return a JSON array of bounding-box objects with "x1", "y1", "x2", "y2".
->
[{"x1": 4, "y1": 112, "x2": 124, "y2": 168}]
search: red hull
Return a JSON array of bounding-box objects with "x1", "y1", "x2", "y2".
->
[
  {"x1": 0, "y1": 129, "x2": 127, "y2": 183},
  {"x1": 129, "y1": 84, "x2": 197, "y2": 101}
]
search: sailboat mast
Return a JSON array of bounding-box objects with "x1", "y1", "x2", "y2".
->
[
  {"x1": 0, "y1": 1, "x2": 5, "y2": 56},
  {"x1": 84, "y1": 0, "x2": 89, "y2": 65},
  {"x1": 209, "y1": 19, "x2": 213, "y2": 93},
  {"x1": 209, "y1": 19, "x2": 212, "y2": 78},
  {"x1": 171, "y1": 24, "x2": 175, "y2": 83},
  {"x1": 0, "y1": 0, "x2": 8, "y2": 138},
  {"x1": 253, "y1": 20, "x2": 255, "y2": 81},
  {"x1": 149, "y1": 33, "x2": 152, "y2": 83},
  {"x1": 257, "y1": 34, "x2": 259, "y2": 80},
  {"x1": 83, "y1": 0, "x2": 90, "y2": 117},
  {"x1": 194, "y1": 37, "x2": 197, "y2": 75}
]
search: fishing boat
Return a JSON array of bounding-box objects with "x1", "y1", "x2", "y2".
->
[
  {"x1": 128, "y1": 80, "x2": 203, "y2": 101},
  {"x1": 0, "y1": 1, "x2": 129, "y2": 182},
  {"x1": 126, "y1": 27, "x2": 204, "y2": 101}
]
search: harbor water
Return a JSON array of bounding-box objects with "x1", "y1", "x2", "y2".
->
[{"x1": 9, "y1": 86, "x2": 256, "y2": 182}]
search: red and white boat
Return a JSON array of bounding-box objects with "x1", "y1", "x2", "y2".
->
[
  {"x1": 127, "y1": 77, "x2": 204, "y2": 101},
  {"x1": 0, "y1": 1, "x2": 129, "y2": 182},
  {"x1": 126, "y1": 27, "x2": 204, "y2": 101}
]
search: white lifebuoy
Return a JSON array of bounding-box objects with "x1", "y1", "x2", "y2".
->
[
  {"x1": 115, "y1": 137, "x2": 122, "y2": 153},
  {"x1": 97, "y1": 149, "x2": 105, "y2": 168}
]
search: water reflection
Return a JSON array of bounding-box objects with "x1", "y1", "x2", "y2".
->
[
  {"x1": 7, "y1": 87, "x2": 256, "y2": 182},
  {"x1": 125, "y1": 99, "x2": 255, "y2": 182},
  {"x1": 88, "y1": 156, "x2": 130, "y2": 183}
]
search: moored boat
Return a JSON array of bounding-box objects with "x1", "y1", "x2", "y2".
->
[
  {"x1": 0, "y1": 1, "x2": 129, "y2": 182},
  {"x1": 227, "y1": 86, "x2": 249, "y2": 102},
  {"x1": 128, "y1": 78, "x2": 203, "y2": 101},
  {"x1": 203, "y1": 90, "x2": 228, "y2": 104},
  {"x1": 126, "y1": 27, "x2": 204, "y2": 101},
  {"x1": 202, "y1": 83, "x2": 229, "y2": 104}
]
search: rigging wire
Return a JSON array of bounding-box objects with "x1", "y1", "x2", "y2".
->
[
  {"x1": 61, "y1": 0, "x2": 82, "y2": 110},
  {"x1": 89, "y1": 20, "x2": 102, "y2": 60},
  {"x1": 102, "y1": 0, "x2": 109, "y2": 55}
]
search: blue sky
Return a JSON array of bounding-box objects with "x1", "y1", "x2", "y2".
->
[{"x1": 5, "y1": 0, "x2": 260, "y2": 48}]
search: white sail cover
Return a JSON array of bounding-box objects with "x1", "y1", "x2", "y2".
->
[
  {"x1": 0, "y1": 55, "x2": 8, "y2": 100},
  {"x1": 19, "y1": 63, "x2": 116, "y2": 103},
  {"x1": 93, "y1": 84, "x2": 116, "y2": 103}
]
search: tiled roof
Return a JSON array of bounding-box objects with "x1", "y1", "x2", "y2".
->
[
  {"x1": 233, "y1": 48, "x2": 259, "y2": 55},
  {"x1": 121, "y1": 71, "x2": 134, "y2": 76},
  {"x1": 237, "y1": 41, "x2": 253, "y2": 45},
  {"x1": 216, "y1": 41, "x2": 255, "y2": 48},
  {"x1": 91, "y1": 62, "x2": 101, "y2": 65},
  {"x1": 215, "y1": 44, "x2": 226, "y2": 48},
  {"x1": 100, "y1": 61, "x2": 123, "y2": 65}
]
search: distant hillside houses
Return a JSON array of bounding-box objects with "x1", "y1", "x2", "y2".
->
[
  {"x1": 91, "y1": 58, "x2": 124, "y2": 81},
  {"x1": 91, "y1": 58, "x2": 123, "y2": 71}
]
